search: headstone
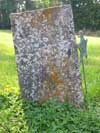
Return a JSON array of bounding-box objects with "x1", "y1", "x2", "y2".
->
[{"x1": 10, "y1": 4, "x2": 84, "y2": 106}]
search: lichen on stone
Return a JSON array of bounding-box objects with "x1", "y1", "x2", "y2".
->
[{"x1": 10, "y1": 4, "x2": 84, "y2": 106}]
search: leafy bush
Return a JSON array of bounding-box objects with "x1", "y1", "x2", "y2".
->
[{"x1": 0, "y1": 91, "x2": 100, "y2": 133}]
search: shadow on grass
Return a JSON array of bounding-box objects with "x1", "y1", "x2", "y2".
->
[
  {"x1": 0, "y1": 51, "x2": 15, "y2": 62},
  {"x1": 0, "y1": 94, "x2": 7, "y2": 109},
  {"x1": 0, "y1": 30, "x2": 11, "y2": 34}
]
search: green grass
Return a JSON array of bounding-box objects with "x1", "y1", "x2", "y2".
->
[
  {"x1": 0, "y1": 30, "x2": 100, "y2": 133},
  {"x1": 76, "y1": 36, "x2": 100, "y2": 99},
  {"x1": 0, "y1": 30, "x2": 18, "y2": 90}
]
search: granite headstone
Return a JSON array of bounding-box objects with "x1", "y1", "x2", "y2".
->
[{"x1": 10, "y1": 4, "x2": 84, "y2": 106}]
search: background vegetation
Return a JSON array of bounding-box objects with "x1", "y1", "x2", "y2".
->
[{"x1": 0, "y1": 0, "x2": 100, "y2": 31}]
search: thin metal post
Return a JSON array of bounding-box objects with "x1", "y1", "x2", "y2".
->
[{"x1": 81, "y1": 57, "x2": 87, "y2": 94}]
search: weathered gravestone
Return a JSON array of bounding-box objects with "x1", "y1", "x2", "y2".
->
[{"x1": 10, "y1": 4, "x2": 84, "y2": 106}]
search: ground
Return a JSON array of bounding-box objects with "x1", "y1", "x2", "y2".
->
[{"x1": 0, "y1": 30, "x2": 100, "y2": 133}]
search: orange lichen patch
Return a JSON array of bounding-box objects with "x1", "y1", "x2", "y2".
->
[
  {"x1": 31, "y1": 8, "x2": 53, "y2": 27},
  {"x1": 39, "y1": 62, "x2": 66, "y2": 102},
  {"x1": 47, "y1": 61, "x2": 64, "y2": 86},
  {"x1": 51, "y1": 71, "x2": 64, "y2": 85},
  {"x1": 42, "y1": 8, "x2": 54, "y2": 23},
  {"x1": 53, "y1": 91, "x2": 61, "y2": 97}
]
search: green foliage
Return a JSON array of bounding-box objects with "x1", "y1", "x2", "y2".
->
[
  {"x1": 0, "y1": 30, "x2": 100, "y2": 133},
  {"x1": 71, "y1": 0, "x2": 100, "y2": 31},
  {"x1": 0, "y1": 0, "x2": 17, "y2": 28},
  {"x1": 0, "y1": 0, "x2": 100, "y2": 30},
  {"x1": 23, "y1": 99, "x2": 100, "y2": 133},
  {"x1": 0, "y1": 93, "x2": 100, "y2": 133},
  {"x1": 23, "y1": 0, "x2": 70, "y2": 10}
]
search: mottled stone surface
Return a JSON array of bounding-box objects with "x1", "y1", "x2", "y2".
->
[{"x1": 10, "y1": 4, "x2": 84, "y2": 106}]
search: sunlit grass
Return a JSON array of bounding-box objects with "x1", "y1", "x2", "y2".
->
[
  {"x1": 76, "y1": 35, "x2": 100, "y2": 99},
  {"x1": 0, "y1": 30, "x2": 18, "y2": 90}
]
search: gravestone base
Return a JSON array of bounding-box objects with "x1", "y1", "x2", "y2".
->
[{"x1": 10, "y1": 4, "x2": 84, "y2": 106}]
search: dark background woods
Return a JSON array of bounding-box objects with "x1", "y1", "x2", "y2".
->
[{"x1": 0, "y1": 0, "x2": 100, "y2": 31}]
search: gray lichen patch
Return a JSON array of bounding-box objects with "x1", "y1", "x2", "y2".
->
[{"x1": 10, "y1": 4, "x2": 84, "y2": 106}]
